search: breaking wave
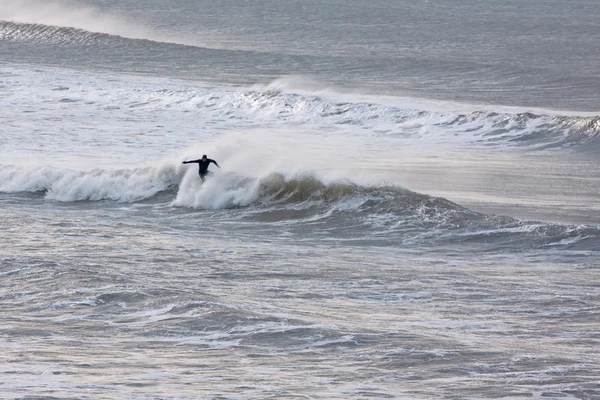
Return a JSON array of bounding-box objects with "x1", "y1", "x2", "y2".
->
[
  {"x1": 0, "y1": 163, "x2": 181, "y2": 202},
  {"x1": 1, "y1": 163, "x2": 598, "y2": 251},
  {"x1": 171, "y1": 171, "x2": 600, "y2": 250}
]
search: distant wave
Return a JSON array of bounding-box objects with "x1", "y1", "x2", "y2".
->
[
  {"x1": 1, "y1": 21, "x2": 125, "y2": 45},
  {"x1": 0, "y1": 0, "x2": 194, "y2": 46},
  {"x1": 0, "y1": 20, "x2": 202, "y2": 49}
]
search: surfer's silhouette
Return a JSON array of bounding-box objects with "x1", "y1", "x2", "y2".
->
[{"x1": 182, "y1": 155, "x2": 220, "y2": 182}]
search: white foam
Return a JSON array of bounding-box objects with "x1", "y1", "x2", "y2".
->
[
  {"x1": 253, "y1": 76, "x2": 600, "y2": 117},
  {"x1": 0, "y1": 163, "x2": 181, "y2": 202},
  {"x1": 2, "y1": 65, "x2": 594, "y2": 171},
  {"x1": 172, "y1": 170, "x2": 260, "y2": 209}
]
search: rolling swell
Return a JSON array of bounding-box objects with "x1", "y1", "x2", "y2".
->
[
  {"x1": 0, "y1": 20, "x2": 249, "y2": 69},
  {"x1": 0, "y1": 20, "x2": 323, "y2": 87}
]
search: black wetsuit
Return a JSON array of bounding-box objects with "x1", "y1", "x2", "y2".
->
[{"x1": 183, "y1": 158, "x2": 219, "y2": 182}]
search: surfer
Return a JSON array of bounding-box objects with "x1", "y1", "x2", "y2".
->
[{"x1": 182, "y1": 155, "x2": 220, "y2": 182}]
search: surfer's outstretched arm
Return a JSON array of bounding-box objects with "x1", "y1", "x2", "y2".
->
[
  {"x1": 182, "y1": 159, "x2": 201, "y2": 164},
  {"x1": 209, "y1": 159, "x2": 220, "y2": 168}
]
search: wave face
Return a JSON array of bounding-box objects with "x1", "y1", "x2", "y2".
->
[{"x1": 173, "y1": 172, "x2": 600, "y2": 251}]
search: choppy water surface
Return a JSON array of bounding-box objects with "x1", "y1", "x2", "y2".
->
[
  {"x1": 2, "y1": 199, "x2": 599, "y2": 399},
  {"x1": 1, "y1": 1, "x2": 600, "y2": 399}
]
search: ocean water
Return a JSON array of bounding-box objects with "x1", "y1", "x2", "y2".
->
[{"x1": 1, "y1": 1, "x2": 599, "y2": 399}]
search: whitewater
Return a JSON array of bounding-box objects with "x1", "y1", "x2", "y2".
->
[{"x1": 1, "y1": 1, "x2": 600, "y2": 399}]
